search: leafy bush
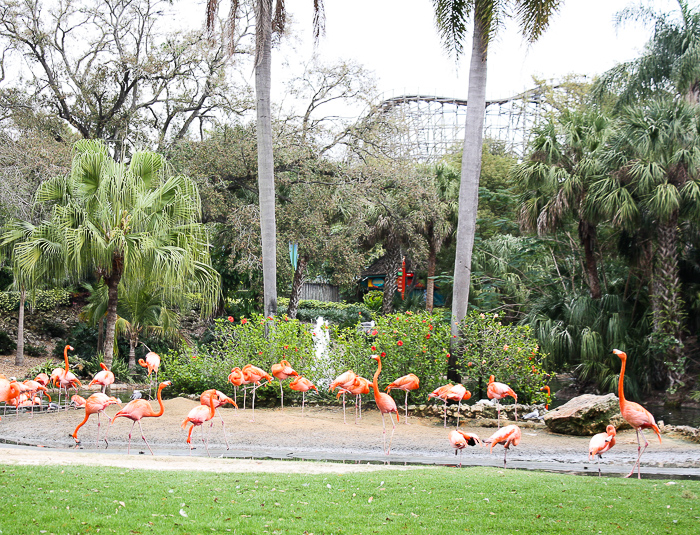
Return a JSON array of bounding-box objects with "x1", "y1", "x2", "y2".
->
[
  {"x1": 24, "y1": 343, "x2": 46, "y2": 358},
  {"x1": 0, "y1": 330, "x2": 17, "y2": 354},
  {"x1": 456, "y1": 311, "x2": 550, "y2": 404},
  {"x1": 362, "y1": 291, "x2": 383, "y2": 312},
  {"x1": 0, "y1": 289, "x2": 72, "y2": 312},
  {"x1": 27, "y1": 359, "x2": 59, "y2": 379}
]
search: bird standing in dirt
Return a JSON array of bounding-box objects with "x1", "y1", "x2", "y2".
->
[
  {"x1": 182, "y1": 389, "x2": 219, "y2": 456},
  {"x1": 329, "y1": 370, "x2": 357, "y2": 424},
  {"x1": 106, "y1": 381, "x2": 171, "y2": 455},
  {"x1": 386, "y1": 373, "x2": 419, "y2": 424},
  {"x1": 337, "y1": 375, "x2": 371, "y2": 424},
  {"x1": 428, "y1": 383, "x2": 454, "y2": 428},
  {"x1": 199, "y1": 389, "x2": 236, "y2": 449},
  {"x1": 449, "y1": 429, "x2": 480, "y2": 467},
  {"x1": 51, "y1": 345, "x2": 82, "y2": 411},
  {"x1": 227, "y1": 367, "x2": 247, "y2": 408},
  {"x1": 241, "y1": 364, "x2": 272, "y2": 421},
  {"x1": 613, "y1": 349, "x2": 661, "y2": 479},
  {"x1": 138, "y1": 351, "x2": 161, "y2": 398},
  {"x1": 588, "y1": 424, "x2": 616, "y2": 476},
  {"x1": 271, "y1": 359, "x2": 298, "y2": 409},
  {"x1": 483, "y1": 424, "x2": 521, "y2": 469},
  {"x1": 368, "y1": 354, "x2": 399, "y2": 455},
  {"x1": 289, "y1": 376, "x2": 318, "y2": 415},
  {"x1": 89, "y1": 362, "x2": 115, "y2": 393},
  {"x1": 72, "y1": 393, "x2": 121, "y2": 447},
  {"x1": 487, "y1": 375, "x2": 518, "y2": 426}
]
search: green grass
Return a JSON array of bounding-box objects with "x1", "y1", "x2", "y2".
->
[{"x1": 0, "y1": 464, "x2": 698, "y2": 534}]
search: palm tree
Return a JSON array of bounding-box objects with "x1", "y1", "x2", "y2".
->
[
  {"x1": 18, "y1": 140, "x2": 220, "y2": 368},
  {"x1": 431, "y1": 0, "x2": 561, "y2": 341},
  {"x1": 594, "y1": 0, "x2": 700, "y2": 108},
  {"x1": 514, "y1": 110, "x2": 611, "y2": 299},
  {"x1": 206, "y1": 1, "x2": 325, "y2": 319},
  {"x1": 592, "y1": 98, "x2": 700, "y2": 391}
]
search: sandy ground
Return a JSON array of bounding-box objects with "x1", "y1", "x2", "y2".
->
[{"x1": 1, "y1": 396, "x2": 700, "y2": 477}]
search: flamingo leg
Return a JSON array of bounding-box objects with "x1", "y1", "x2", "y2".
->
[
  {"x1": 202, "y1": 424, "x2": 210, "y2": 457},
  {"x1": 503, "y1": 447, "x2": 508, "y2": 469},
  {"x1": 342, "y1": 393, "x2": 347, "y2": 424},
  {"x1": 243, "y1": 387, "x2": 247, "y2": 410},
  {"x1": 626, "y1": 428, "x2": 650, "y2": 479},
  {"x1": 381, "y1": 412, "x2": 387, "y2": 452},
  {"x1": 214, "y1": 408, "x2": 230, "y2": 450},
  {"x1": 456, "y1": 401, "x2": 462, "y2": 428},
  {"x1": 496, "y1": 401, "x2": 501, "y2": 428},
  {"x1": 127, "y1": 420, "x2": 137, "y2": 454},
  {"x1": 250, "y1": 384, "x2": 258, "y2": 422},
  {"x1": 136, "y1": 419, "x2": 154, "y2": 455},
  {"x1": 404, "y1": 390, "x2": 410, "y2": 424},
  {"x1": 96, "y1": 412, "x2": 101, "y2": 448},
  {"x1": 443, "y1": 398, "x2": 448, "y2": 428},
  {"x1": 279, "y1": 380, "x2": 284, "y2": 410},
  {"x1": 386, "y1": 413, "x2": 396, "y2": 455}
]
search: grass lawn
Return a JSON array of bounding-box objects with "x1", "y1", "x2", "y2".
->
[{"x1": 0, "y1": 464, "x2": 698, "y2": 534}]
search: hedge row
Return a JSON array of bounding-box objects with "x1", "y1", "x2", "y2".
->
[{"x1": 0, "y1": 289, "x2": 72, "y2": 312}]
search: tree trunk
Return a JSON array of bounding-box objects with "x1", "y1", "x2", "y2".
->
[
  {"x1": 450, "y1": 14, "x2": 489, "y2": 349},
  {"x1": 256, "y1": 2, "x2": 277, "y2": 321},
  {"x1": 579, "y1": 220, "x2": 602, "y2": 299},
  {"x1": 97, "y1": 316, "x2": 104, "y2": 354},
  {"x1": 426, "y1": 238, "x2": 437, "y2": 313},
  {"x1": 102, "y1": 265, "x2": 123, "y2": 369},
  {"x1": 381, "y1": 243, "x2": 402, "y2": 316},
  {"x1": 15, "y1": 288, "x2": 25, "y2": 366},
  {"x1": 128, "y1": 334, "x2": 137, "y2": 370},
  {"x1": 287, "y1": 254, "x2": 309, "y2": 320}
]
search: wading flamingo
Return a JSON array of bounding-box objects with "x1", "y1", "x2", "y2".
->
[
  {"x1": 106, "y1": 380, "x2": 171, "y2": 455},
  {"x1": 70, "y1": 394, "x2": 87, "y2": 409},
  {"x1": 428, "y1": 383, "x2": 454, "y2": 428},
  {"x1": 368, "y1": 354, "x2": 399, "y2": 455},
  {"x1": 138, "y1": 351, "x2": 161, "y2": 397},
  {"x1": 20, "y1": 380, "x2": 50, "y2": 416},
  {"x1": 588, "y1": 424, "x2": 617, "y2": 477},
  {"x1": 289, "y1": 376, "x2": 318, "y2": 415},
  {"x1": 336, "y1": 375, "x2": 371, "y2": 424},
  {"x1": 182, "y1": 390, "x2": 219, "y2": 456},
  {"x1": 88, "y1": 362, "x2": 115, "y2": 393},
  {"x1": 227, "y1": 367, "x2": 246, "y2": 408},
  {"x1": 613, "y1": 349, "x2": 662, "y2": 479},
  {"x1": 271, "y1": 359, "x2": 298, "y2": 409},
  {"x1": 199, "y1": 389, "x2": 236, "y2": 449},
  {"x1": 449, "y1": 429, "x2": 481, "y2": 467},
  {"x1": 386, "y1": 373, "x2": 420, "y2": 424},
  {"x1": 487, "y1": 375, "x2": 518, "y2": 427},
  {"x1": 51, "y1": 345, "x2": 83, "y2": 411},
  {"x1": 34, "y1": 373, "x2": 49, "y2": 387},
  {"x1": 329, "y1": 370, "x2": 357, "y2": 424},
  {"x1": 241, "y1": 364, "x2": 272, "y2": 421},
  {"x1": 445, "y1": 384, "x2": 472, "y2": 428},
  {"x1": 483, "y1": 424, "x2": 521, "y2": 469},
  {"x1": 72, "y1": 393, "x2": 121, "y2": 447},
  {"x1": 0, "y1": 378, "x2": 21, "y2": 419}
]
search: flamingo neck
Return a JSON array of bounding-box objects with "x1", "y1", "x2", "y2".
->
[
  {"x1": 64, "y1": 348, "x2": 70, "y2": 371},
  {"x1": 618, "y1": 356, "x2": 627, "y2": 409},
  {"x1": 372, "y1": 358, "x2": 382, "y2": 401},
  {"x1": 154, "y1": 385, "x2": 166, "y2": 417},
  {"x1": 208, "y1": 392, "x2": 216, "y2": 418}
]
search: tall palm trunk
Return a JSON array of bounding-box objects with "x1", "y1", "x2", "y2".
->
[
  {"x1": 382, "y1": 243, "x2": 402, "y2": 316},
  {"x1": 652, "y1": 219, "x2": 686, "y2": 390},
  {"x1": 580, "y1": 220, "x2": 602, "y2": 299},
  {"x1": 128, "y1": 334, "x2": 138, "y2": 370},
  {"x1": 287, "y1": 254, "x2": 309, "y2": 320},
  {"x1": 102, "y1": 264, "x2": 123, "y2": 369},
  {"x1": 450, "y1": 14, "x2": 488, "y2": 350},
  {"x1": 256, "y1": 1, "x2": 277, "y2": 321},
  {"x1": 15, "y1": 287, "x2": 26, "y2": 366}
]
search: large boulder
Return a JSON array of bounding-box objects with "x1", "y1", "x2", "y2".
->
[{"x1": 543, "y1": 393, "x2": 630, "y2": 435}]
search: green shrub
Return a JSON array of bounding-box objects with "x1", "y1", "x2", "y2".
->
[
  {"x1": 0, "y1": 330, "x2": 17, "y2": 354},
  {"x1": 24, "y1": 343, "x2": 46, "y2": 358},
  {"x1": 362, "y1": 290, "x2": 383, "y2": 312},
  {"x1": 0, "y1": 289, "x2": 71, "y2": 312},
  {"x1": 28, "y1": 359, "x2": 59, "y2": 379}
]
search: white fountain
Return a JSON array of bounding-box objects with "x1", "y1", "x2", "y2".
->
[{"x1": 311, "y1": 316, "x2": 333, "y2": 389}]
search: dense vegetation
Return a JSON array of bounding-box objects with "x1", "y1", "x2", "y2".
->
[{"x1": 1, "y1": 0, "x2": 700, "y2": 406}]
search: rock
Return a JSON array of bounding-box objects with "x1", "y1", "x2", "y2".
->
[{"x1": 543, "y1": 393, "x2": 630, "y2": 435}]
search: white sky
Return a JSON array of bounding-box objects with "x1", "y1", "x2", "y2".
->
[{"x1": 282, "y1": 0, "x2": 674, "y2": 101}]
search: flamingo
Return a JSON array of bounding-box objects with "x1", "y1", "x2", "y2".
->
[
  {"x1": 138, "y1": 351, "x2": 161, "y2": 397},
  {"x1": 588, "y1": 424, "x2": 617, "y2": 477},
  {"x1": 20, "y1": 380, "x2": 51, "y2": 416},
  {"x1": 329, "y1": 370, "x2": 357, "y2": 424},
  {"x1": 0, "y1": 379, "x2": 22, "y2": 419},
  {"x1": 34, "y1": 373, "x2": 50, "y2": 387},
  {"x1": 540, "y1": 386, "x2": 551, "y2": 410},
  {"x1": 368, "y1": 354, "x2": 399, "y2": 455},
  {"x1": 449, "y1": 429, "x2": 481, "y2": 468},
  {"x1": 70, "y1": 394, "x2": 87, "y2": 409},
  {"x1": 337, "y1": 375, "x2": 371, "y2": 424},
  {"x1": 241, "y1": 364, "x2": 272, "y2": 421},
  {"x1": 88, "y1": 362, "x2": 115, "y2": 393},
  {"x1": 182, "y1": 390, "x2": 219, "y2": 456},
  {"x1": 71, "y1": 393, "x2": 121, "y2": 447},
  {"x1": 289, "y1": 376, "x2": 318, "y2": 415},
  {"x1": 428, "y1": 383, "x2": 454, "y2": 428},
  {"x1": 199, "y1": 389, "x2": 236, "y2": 450},
  {"x1": 386, "y1": 373, "x2": 420, "y2": 424},
  {"x1": 106, "y1": 380, "x2": 171, "y2": 455},
  {"x1": 227, "y1": 367, "x2": 247, "y2": 408},
  {"x1": 271, "y1": 359, "x2": 298, "y2": 409},
  {"x1": 483, "y1": 424, "x2": 521, "y2": 469},
  {"x1": 487, "y1": 375, "x2": 518, "y2": 427},
  {"x1": 613, "y1": 349, "x2": 662, "y2": 479},
  {"x1": 51, "y1": 345, "x2": 82, "y2": 411},
  {"x1": 445, "y1": 384, "x2": 472, "y2": 428}
]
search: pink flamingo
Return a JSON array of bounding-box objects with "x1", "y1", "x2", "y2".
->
[
  {"x1": 386, "y1": 373, "x2": 420, "y2": 424},
  {"x1": 51, "y1": 345, "x2": 83, "y2": 411},
  {"x1": 227, "y1": 367, "x2": 247, "y2": 408},
  {"x1": 289, "y1": 376, "x2": 318, "y2": 415},
  {"x1": 588, "y1": 424, "x2": 617, "y2": 476},
  {"x1": 487, "y1": 375, "x2": 518, "y2": 427},
  {"x1": 106, "y1": 381, "x2": 171, "y2": 455},
  {"x1": 88, "y1": 362, "x2": 115, "y2": 393},
  {"x1": 199, "y1": 389, "x2": 236, "y2": 449},
  {"x1": 336, "y1": 375, "x2": 370, "y2": 424},
  {"x1": 72, "y1": 393, "x2": 121, "y2": 447},
  {"x1": 368, "y1": 354, "x2": 399, "y2": 455},
  {"x1": 483, "y1": 424, "x2": 521, "y2": 469},
  {"x1": 241, "y1": 364, "x2": 272, "y2": 421},
  {"x1": 449, "y1": 429, "x2": 481, "y2": 467},
  {"x1": 329, "y1": 370, "x2": 357, "y2": 424},
  {"x1": 182, "y1": 390, "x2": 219, "y2": 456},
  {"x1": 428, "y1": 383, "x2": 454, "y2": 428},
  {"x1": 138, "y1": 351, "x2": 161, "y2": 397},
  {"x1": 271, "y1": 359, "x2": 298, "y2": 409}
]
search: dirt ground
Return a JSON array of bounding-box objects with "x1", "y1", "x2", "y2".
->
[{"x1": 1, "y1": 394, "x2": 700, "y2": 476}]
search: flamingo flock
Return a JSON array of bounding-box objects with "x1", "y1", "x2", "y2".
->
[{"x1": 0, "y1": 344, "x2": 666, "y2": 477}]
